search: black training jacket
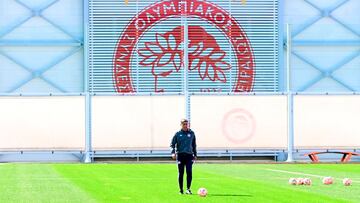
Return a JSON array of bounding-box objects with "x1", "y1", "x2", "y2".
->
[{"x1": 170, "y1": 129, "x2": 197, "y2": 156}]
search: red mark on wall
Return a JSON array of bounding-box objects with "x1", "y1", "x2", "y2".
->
[{"x1": 221, "y1": 108, "x2": 256, "y2": 144}]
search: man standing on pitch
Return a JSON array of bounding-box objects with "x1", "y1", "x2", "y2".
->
[{"x1": 171, "y1": 118, "x2": 197, "y2": 195}]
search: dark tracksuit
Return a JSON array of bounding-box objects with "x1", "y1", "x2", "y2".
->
[{"x1": 170, "y1": 129, "x2": 197, "y2": 192}]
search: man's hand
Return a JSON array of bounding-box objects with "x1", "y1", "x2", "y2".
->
[{"x1": 171, "y1": 153, "x2": 176, "y2": 160}]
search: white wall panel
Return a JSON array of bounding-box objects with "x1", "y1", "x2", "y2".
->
[
  {"x1": 92, "y1": 96, "x2": 185, "y2": 149},
  {"x1": 191, "y1": 95, "x2": 287, "y2": 148},
  {"x1": 0, "y1": 97, "x2": 85, "y2": 150},
  {"x1": 295, "y1": 95, "x2": 360, "y2": 148}
]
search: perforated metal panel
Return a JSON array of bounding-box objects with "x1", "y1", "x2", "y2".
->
[
  {"x1": 89, "y1": 0, "x2": 279, "y2": 93},
  {"x1": 0, "y1": 0, "x2": 84, "y2": 93},
  {"x1": 187, "y1": 0, "x2": 279, "y2": 93},
  {"x1": 285, "y1": 0, "x2": 360, "y2": 92}
]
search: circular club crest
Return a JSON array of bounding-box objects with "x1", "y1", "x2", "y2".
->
[
  {"x1": 113, "y1": 0, "x2": 255, "y2": 93},
  {"x1": 222, "y1": 108, "x2": 256, "y2": 144}
]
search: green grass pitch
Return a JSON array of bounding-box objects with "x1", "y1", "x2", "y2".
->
[{"x1": 0, "y1": 163, "x2": 359, "y2": 202}]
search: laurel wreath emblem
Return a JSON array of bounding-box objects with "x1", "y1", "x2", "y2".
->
[{"x1": 138, "y1": 26, "x2": 231, "y2": 92}]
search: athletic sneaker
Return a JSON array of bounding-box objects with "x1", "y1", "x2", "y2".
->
[
  {"x1": 185, "y1": 189, "x2": 192, "y2": 195},
  {"x1": 179, "y1": 190, "x2": 184, "y2": 195}
]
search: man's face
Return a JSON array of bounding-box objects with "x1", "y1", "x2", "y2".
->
[{"x1": 181, "y1": 121, "x2": 189, "y2": 131}]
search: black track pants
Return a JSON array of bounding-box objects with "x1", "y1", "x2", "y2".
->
[{"x1": 177, "y1": 153, "x2": 194, "y2": 191}]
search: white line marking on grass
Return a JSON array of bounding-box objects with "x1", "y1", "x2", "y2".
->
[
  {"x1": 0, "y1": 177, "x2": 216, "y2": 180},
  {"x1": 266, "y1": 169, "x2": 360, "y2": 183},
  {"x1": 266, "y1": 169, "x2": 323, "y2": 178}
]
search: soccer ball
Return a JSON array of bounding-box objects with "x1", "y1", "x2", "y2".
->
[
  {"x1": 322, "y1": 177, "x2": 333, "y2": 185},
  {"x1": 303, "y1": 178, "x2": 312, "y2": 185},
  {"x1": 343, "y1": 178, "x2": 352, "y2": 186},
  {"x1": 197, "y1": 188, "x2": 208, "y2": 197},
  {"x1": 289, "y1": 178, "x2": 297, "y2": 185},
  {"x1": 295, "y1": 178, "x2": 304, "y2": 185}
]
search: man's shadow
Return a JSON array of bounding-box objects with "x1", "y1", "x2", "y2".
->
[{"x1": 207, "y1": 194, "x2": 252, "y2": 197}]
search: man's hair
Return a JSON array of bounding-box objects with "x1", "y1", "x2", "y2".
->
[{"x1": 180, "y1": 119, "x2": 188, "y2": 123}]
